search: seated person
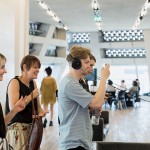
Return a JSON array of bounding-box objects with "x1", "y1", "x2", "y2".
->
[
  {"x1": 106, "y1": 79, "x2": 116, "y2": 108},
  {"x1": 125, "y1": 80, "x2": 139, "y2": 101},
  {"x1": 119, "y1": 80, "x2": 127, "y2": 91},
  {"x1": 135, "y1": 78, "x2": 140, "y2": 93}
]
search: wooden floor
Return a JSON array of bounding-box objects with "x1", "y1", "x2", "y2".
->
[
  {"x1": 40, "y1": 100, "x2": 150, "y2": 150},
  {"x1": 40, "y1": 102, "x2": 59, "y2": 150}
]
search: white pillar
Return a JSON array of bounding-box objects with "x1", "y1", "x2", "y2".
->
[
  {"x1": 0, "y1": 0, "x2": 29, "y2": 105},
  {"x1": 13, "y1": 0, "x2": 29, "y2": 75}
]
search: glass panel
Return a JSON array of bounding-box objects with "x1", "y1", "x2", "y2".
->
[{"x1": 108, "y1": 65, "x2": 149, "y2": 94}]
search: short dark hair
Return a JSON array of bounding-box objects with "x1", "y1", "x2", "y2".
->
[
  {"x1": 108, "y1": 79, "x2": 113, "y2": 85},
  {"x1": 45, "y1": 66, "x2": 52, "y2": 76},
  {"x1": 121, "y1": 80, "x2": 125, "y2": 83},
  {"x1": 133, "y1": 80, "x2": 138, "y2": 86},
  {"x1": 20, "y1": 55, "x2": 41, "y2": 71}
]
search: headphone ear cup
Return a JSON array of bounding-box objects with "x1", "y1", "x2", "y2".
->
[{"x1": 72, "y1": 59, "x2": 82, "y2": 70}]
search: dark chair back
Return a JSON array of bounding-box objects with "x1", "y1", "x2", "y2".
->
[
  {"x1": 92, "y1": 118, "x2": 104, "y2": 141},
  {"x1": 118, "y1": 90, "x2": 125, "y2": 100},
  {"x1": 135, "y1": 91, "x2": 140, "y2": 102},
  {"x1": 105, "y1": 91, "x2": 116, "y2": 108},
  {"x1": 106, "y1": 91, "x2": 116, "y2": 98}
]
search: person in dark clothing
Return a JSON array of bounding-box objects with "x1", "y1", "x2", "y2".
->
[
  {"x1": 136, "y1": 78, "x2": 140, "y2": 92},
  {"x1": 0, "y1": 53, "x2": 26, "y2": 149},
  {"x1": 5, "y1": 55, "x2": 46, "y2": 150},
  {"x1": 79, "y1": 54, "x2": 97, "y2": 118},
  {"x1": 79, "y1": 78, "x2": 89, "y2": 92},
  {"x1": 79, "y1": 54, "x2": 96, "y2": 92},
  {"x1": 106, "y1": 79, "x2": 116, "y2": 108}
]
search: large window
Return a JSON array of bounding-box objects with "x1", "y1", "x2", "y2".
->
[{"x1": 108, "y1": 65, "x2": 149, "y2": 94}]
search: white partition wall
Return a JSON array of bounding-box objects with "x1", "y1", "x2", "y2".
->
[{"x1": 0, "y1": 0, "x2": 29, "y2": 106}]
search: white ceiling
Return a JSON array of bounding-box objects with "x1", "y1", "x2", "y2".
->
[{"x1": 29, "y1": 0, "x2": 150, "y2": 32}]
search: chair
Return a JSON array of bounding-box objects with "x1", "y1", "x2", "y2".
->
[
  {"x1": 105, "y1": 91, "x2": 116, "y2": 109},
  {"x1": 92, "y1": 111, "x2": 109, "y2": 141},
  {"x1": 92, "y1": 118, "x2": 104, "y2": 141},
  {"x1": 134, "y1": 91, "x2": 141, "y2": 107},
  {"x1": 125, "y1": 91, "x2": 136, "y2": 107},
  {"x1": 117, "y1": 90, "x2": 127, "y2": 109}
]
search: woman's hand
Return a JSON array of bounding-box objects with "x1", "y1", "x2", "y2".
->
[
  {"x1": 12, "y1": 96, "x2": 27, "y2": 113},
  {"x1": 38, "y1": 108, "x2": 48, "y2": 117},
  {"x1": 5, "y1": 96, "x2": 27, "y2": 125}
]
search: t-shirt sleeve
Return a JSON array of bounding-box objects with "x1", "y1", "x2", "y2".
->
[{"x1": 65, "y1": 80, "x2": 93, "y2": 108}]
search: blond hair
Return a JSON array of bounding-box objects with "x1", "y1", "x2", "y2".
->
[{"x1": 0, "y1": 53, "x2": 6, "y2": 68}]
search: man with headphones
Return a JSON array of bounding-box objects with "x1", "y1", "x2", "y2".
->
[{"x1": 58, "y1": 46, "x2": 110, "y2": 150}]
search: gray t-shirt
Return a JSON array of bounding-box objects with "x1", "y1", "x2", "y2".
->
[{"x1": 58, "y1": 75, "x2": 93, "y2": 150}]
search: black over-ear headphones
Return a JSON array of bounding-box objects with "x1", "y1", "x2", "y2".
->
[{"x1": 68, "y1": 54, "x2": 82, "y2": 70}]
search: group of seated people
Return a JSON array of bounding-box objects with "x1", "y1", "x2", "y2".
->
[{"x1": 105, "y1": 79, "x2": 140, "y2": 109}]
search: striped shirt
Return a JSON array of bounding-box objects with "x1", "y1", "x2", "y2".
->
[{"x1": 58, "y1": 75, "x2": 93, "y2": 150}]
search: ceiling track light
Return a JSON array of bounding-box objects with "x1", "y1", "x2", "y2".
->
[
  {"x1": 47, "y1": 9, "x2": 55, "y2": 17},
  {"x1": 58, "y1": 21, "x2": 68, "y2": 30},
  {"x1": 139, "y1": 16, "x2": 143, "y2": 20},
  {"x1": 38, "y1": 1, "x2": 48, "y2": 10},
  {"x1": 133, "y1": 0, "x2": 150, "y2": 29},
  {"x1": 53, "y1": 15, "x2": 60, "y2": 22},
  {"x1": 64, "y1": 26, "x2": 68, "y2": 31},
  {"x1": 141, "y1": 9, "x2": 147, "y2": 16},
  {"x1": 92, "y1": 0, "x2": 99, "y2": 10},
  {"x1": 91, "y1": 0, "x2": 102, "y2": 31},
  {"x1": 36, "y1": 0, "x2": 69, "y2": 31}
]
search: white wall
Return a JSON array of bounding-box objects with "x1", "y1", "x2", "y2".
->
[
  {"x1": 0, "y1": 1, "x2": 15, "y2": 105},
  {"x1": 0, "y1": 0, "x2": 29, "y2": 106}
]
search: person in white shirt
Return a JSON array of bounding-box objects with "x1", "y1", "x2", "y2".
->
[{"x1": 119, "y1": 80, "x2": 127, "y2": 91}]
